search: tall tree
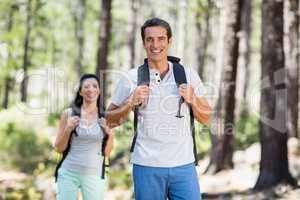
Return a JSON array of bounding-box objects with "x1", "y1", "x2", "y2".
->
[
  {"x1": 21, "y1": 0, "x2": 32, "y2": 102},
  {"x1": 2, "y1": 77, "x2": 13, "y2": 109},
  {"x1": 96, "y1": 0, "x2": 112, "y2": 106},
  {"x1": 284, "y1": 0, "x2": 299, "y2": 138},
  {"x1": 254, "y1": 0, "x2": 297, "y2": 190},
  {"x1": 129, "y1": 0, "x2": 139, "y2": 68},
  {"x1": 238, "y1": 0, "x2": 252, "y2": 118},
  {"x1": 2, "y1": 3, "x2": 18, "y2": 108},
  {"x1": 206, "y1": 0, "x2": 242, "y2": 173},
  {"x1": 195, "y1": 0, "x2": 214, "y2": 80},
  {"x1": 173, "y1": 0, "x2": 187, "y2": 59},
  {"x1": 72, "y1": 0, "x2": 86, "y2": 77}
]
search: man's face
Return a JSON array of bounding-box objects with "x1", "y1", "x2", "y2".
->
[{"x1": 143, "y1": 26, "x2": 172, "y2": 63}]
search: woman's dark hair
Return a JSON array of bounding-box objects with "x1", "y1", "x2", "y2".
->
[
  {"x1": 141, "y1": 17, "x2": 172, "y2": 43},
  {"x1": 71, "y1": 74, "x2": 104, "y2": 116}
]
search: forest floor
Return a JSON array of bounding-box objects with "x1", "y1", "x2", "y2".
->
[
  {"x1": 106, "y1": 139, "x2": 300, "y2": 200},
  {"x1": 197, "y1": 141, "x2": 300, "y2": 199},
  {"x1": 1, "y1": 139, "x2": 300, "y2": 200}
]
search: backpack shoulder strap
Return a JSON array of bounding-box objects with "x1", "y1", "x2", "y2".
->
[
  {"x1": 100, "y1": 122, "x2": 109, "y2": 179},
  {"x1": 172, "y1": 59, "x2": 199, "y2": 165},
  {"x1": 172, "y1": 60, "x2": 187, "y2": 86},
  {"x1": 130, "y1": 61, "x2": 149, "y2": 153},
  {"x1": 137, "y1": 59, "x2": 150, "y2": 86},
  {"x1": 97, "y1": 101, "x2": 110, "y2": 180},
  {"x1": 54, "y1": 106, "x2": 80, "y2": 181},
  {"x1": 71, "y1": 106, "x2": 80, "y2": 136}
]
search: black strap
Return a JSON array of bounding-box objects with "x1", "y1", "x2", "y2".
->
[
  {"x1": 138, "y1": 59, "x2": 150, "y2": 86},
  {"x1": 99, "y1": 108, "x2": 109, "y2": 179},
  {"x1": 130, "y1": 61, "x2": 149, "y2": 152},
  {"x1": 54, "y1": 135, "x2": 72, "y2": 182},
  {"x1": 173, "y1": 62, "x2": 198, "y2": 164},
  {"x1": 101, "y1": 156, "x2": 109, "y2": 179},
  {"x1": 189, "y1": 106, "x2": 198, "y2": 165},
  {"x1": 173, "y1": 62, "x2": 187, "y2": 86},
  {"x1": 173, "y1": 62, "x2": 186, "y2": 118},
  {"x1": 100, "y1": 124, "x2": 109, "y2": 179},
  {"x1": 130, "y1": 107, "x2": 139, "y2": 152},
  {"x1": 54, "y1": 107, "x2": 79, "y2": 182}
]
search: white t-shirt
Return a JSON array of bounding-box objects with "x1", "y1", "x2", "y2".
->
[{"x1": 111, "y1": 62, "x2": 206, "y2": 167}]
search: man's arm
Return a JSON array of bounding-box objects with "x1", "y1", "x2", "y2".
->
[
  {"x1": 190, "y1": 96, "x2": 212, "y2": 124},
  {"x1": 106, "y1": 85, "x2": 150, "y2": 128},
  {"x1": 106, "y1": 99, "x2": 134, "y2": 128}
]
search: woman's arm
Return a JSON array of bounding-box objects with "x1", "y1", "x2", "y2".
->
[
  {"x1": 104, "y1": 130, "x2": 114, "y2": 156},
  {"x1": 99, "y1": 118, "x2": 114, "y2": 156},
  {"x1": 54, "y1": 109, "x2": 79, "y2": 153}
]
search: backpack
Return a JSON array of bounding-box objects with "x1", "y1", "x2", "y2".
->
[
  {"x1": 130, "y1": 56, "x2": 199, "y2": 165},
  {"x1": 54, "y1": 106, "x2": 109, "y2": 181}
]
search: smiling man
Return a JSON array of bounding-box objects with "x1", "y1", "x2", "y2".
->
[{"x1": 106, "y1": 18, "x2": 212, "y2": 200}]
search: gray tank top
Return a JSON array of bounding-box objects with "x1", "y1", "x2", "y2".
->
[{"x1": 61, "y1": 109, "x2": 104, "y2": 176}]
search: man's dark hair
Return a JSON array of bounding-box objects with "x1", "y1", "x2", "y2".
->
[{"x1": 141, "y1": 18, "x2": 172, "y2": 42}]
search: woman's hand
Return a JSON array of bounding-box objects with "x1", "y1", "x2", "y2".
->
[
  {"x1": 65, "y1": 116, "x2": 80, "y2": 131},
  {"x1": 98, "y1": 117, "x2": 113, "y2": 135},
  {"x1": 54, "y1": 109, "x2": 79, "y2": 153}
]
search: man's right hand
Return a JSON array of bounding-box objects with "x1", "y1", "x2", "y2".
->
[{"x1": 131, "y1": 85, "x2": 150, "y2": 107}]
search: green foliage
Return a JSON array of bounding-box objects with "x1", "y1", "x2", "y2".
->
[
  {"x1": 108, "y1": 170, "x2": 132, "y2": 189},
  {"x1": 4, "y1": 177, "x2": 42, "y2": 200},
  {"x1": 110, "y1": 119, "x2": 134, "y2": 162},
  {"x1": 235, "y1": 113, "x2": 259, "y2": 150},
  {"x1": 195, "y1": 124, "x2": 211, "y2": 159},
  {"x1": 47, "y1": 111, "x2": 61, "y2": 126},
  {"x1": 0, "y1": 121, "x2": 53, "y2": 173},
  {"x1": 193, "y1": 0, "x2": 218, "y2": 26},
  {"x1": 108, "y1": 120, "x2": 133, "y2": 189}
]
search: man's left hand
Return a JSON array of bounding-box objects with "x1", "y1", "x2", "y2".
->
[{"x1": 179, "y1": 84, "x2": 196, "y2": 104}]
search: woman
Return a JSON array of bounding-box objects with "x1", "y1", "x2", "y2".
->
[{"x1": 54, "y1": 74, "x2": 113, "y2": 200}]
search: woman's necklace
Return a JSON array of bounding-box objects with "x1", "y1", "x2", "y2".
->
[{"x1": 81, "y1": 107, "x2": 98, "y2": 126}]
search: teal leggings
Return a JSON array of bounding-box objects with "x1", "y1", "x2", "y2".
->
[{"x1": 56, "y1": 168, "x2": 106, "y2": 200}]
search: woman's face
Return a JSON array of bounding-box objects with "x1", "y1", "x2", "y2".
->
[{"x1": 79, "y1": 78, "x2": 100, "y2": 103}]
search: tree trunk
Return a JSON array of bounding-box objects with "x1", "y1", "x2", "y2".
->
[
  {"x1": 175, "y1": 0, "x2": 186, "y2": 59},
  {"x1": 195, "y1": 0, "x2": 214, "y2": 80},
  {"x1": 21, "y1": 0, "x2": 32, "y2": 103},
  {"x1": 254, "y1": 0, "x2": 297, "y2": 190},
  {"x1": 51, "y1": 33, "x2": 57, "y2": 67},
  {"x1": 284, "y1": 0, "x2": 299, "y2": 138},
  {"x1": 238, "y1": 0, "x2": 252, "y2": 118},
  {"x1": 96, "y1": 0, "x2": 112, "y2": 107},
  {"x1": 2, "y1": 4, "x2": 17, "y2": 109},
  {"x1": 73, "y1": 0, "x2": 86, "y2": 77},
  {"x1": 129, "y1": 0, "x2": 139, "y2": 68},
  {"x1": 206, "y1": 0, "x2": 242, "y2": 174},
  {"x1": 2, "y1": 77, "x2": 13, "y2": 109}
]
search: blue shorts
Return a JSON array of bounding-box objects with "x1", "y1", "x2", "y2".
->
[{"x1": 133, "y1": 163, "x2": 202, "y2": 200}]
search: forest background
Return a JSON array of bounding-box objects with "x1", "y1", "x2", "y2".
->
[{"x1": 0, "y1": 0, "x2": 300, "y2": 199}]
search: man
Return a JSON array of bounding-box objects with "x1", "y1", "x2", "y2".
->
[{"x1": 106, "y1": 18, "x2": 212, "y2": 200}]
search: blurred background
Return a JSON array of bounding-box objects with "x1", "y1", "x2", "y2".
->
[{"x1": 0, "y1": 0, "x2": 300, "y2": 199}]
